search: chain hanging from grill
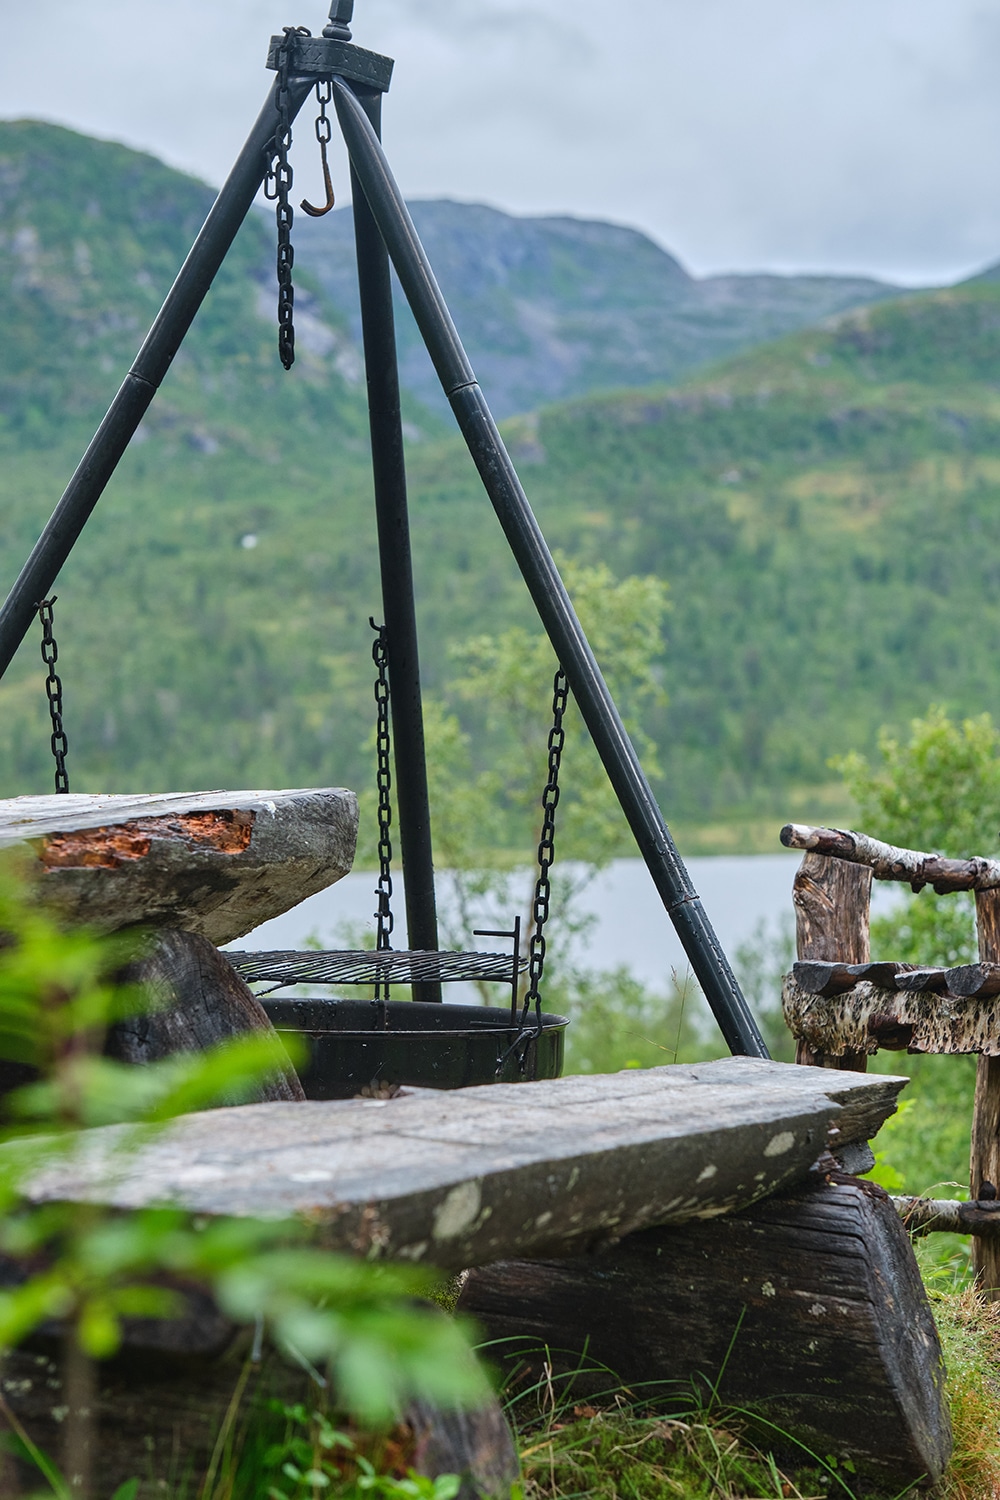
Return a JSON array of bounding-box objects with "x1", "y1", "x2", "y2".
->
[
  {"x1": 37, "y1": 598, "x2": 69, "y2": 794},
  {"x1": 522, "y1": 666, "x2": 569, "y2": 1026},
  {"x1": 264, "y1": 25, "x2": 310, "y2": 370},
  {"x1": 371, "y1": 620, "x2": 395, "y2": 999}
]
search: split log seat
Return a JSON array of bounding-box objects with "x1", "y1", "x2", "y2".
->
[
  {"x1": 18, "y1": 1059, "x2": 904, "y2": 1261},
  {"x1": 0, "y1": 788, "x2": 359, "y2": 1104},
  {"x1": 0, "y1": 788, "x2": 359, "y2": 943},
  {"x1": 0, "y1": 1059, "x2": 952, "y2": 1490}
]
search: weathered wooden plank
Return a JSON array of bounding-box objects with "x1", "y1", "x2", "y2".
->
[
  {"x1": 12, "y1": 1060, "x2": 905, "y2": 1270},
  {"x1": 458, "y1": 1175, "x2": 951, "y2": 1490},
  {"x1": 792, "y1": 852, "x2": 872, "y2": 965},
  {"x1": 895, "y1": 965, "x2": 949, "y2": 993},
  {"x1": 782, "y1": 822, "x2": 1000, "y2": 893},
  {"x1": 109, "y1": 929, "x2": 305, "y2": 1103},
  {"x1": 946, "y1": 962, "x2": 1000, "y2": 999},
  {"x1": 0, "y1": 788, "x2": 358, "y2": 943},
  {"x1": 792, "y1": 852, "x2": 871, "y2": 1069},
  {"x1": 970, "y1": 889, "x2": 1000, "y2": 1293},
  {"x1": 793, "y1": 960, "x2": 905, "y2": 997},
  {"x1": 783, "y1": 971, "x2": 1000, "y2": 1056}
]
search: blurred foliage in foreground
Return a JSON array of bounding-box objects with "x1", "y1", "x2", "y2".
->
[{"x1": 0, "y1": 854, "x2": 485, "y2": 1495}]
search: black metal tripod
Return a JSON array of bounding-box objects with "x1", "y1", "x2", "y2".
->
[{"x1": 0, "y1": 0, "x2": 769, "y2": 1057}]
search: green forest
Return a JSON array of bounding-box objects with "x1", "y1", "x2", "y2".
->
[{"x1": 5, "y1": 121, "x2": 1000, "y2": 859}]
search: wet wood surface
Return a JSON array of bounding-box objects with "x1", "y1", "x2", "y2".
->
[
  {"x1": 14, "y1": 1059, "x2": 906, "y2": 1271},
  {"x1": 794, "y1": 959, "x2": 1000, "y2": 1000},
  {"x1": 0, "y1": 788, "x2": 358, "y2": 943},
  {"x1": 459, "y1": 1174, "x2": 951, "y2": 1491}
]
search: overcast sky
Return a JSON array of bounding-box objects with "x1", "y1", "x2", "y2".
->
[{"x1": 3, "y1": 0, "x2": 1000, "y2": 286}]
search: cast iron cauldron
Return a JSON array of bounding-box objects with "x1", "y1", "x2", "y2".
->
[{"x1": 261, "y1": 996, "x2": 568, "y2": 1098}]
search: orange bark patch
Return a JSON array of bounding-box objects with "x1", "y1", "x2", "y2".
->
[{"x1": 40, "y1": 809, "x2": 255, "y2": 869}]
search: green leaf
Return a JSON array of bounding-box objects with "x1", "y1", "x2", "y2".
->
[{"x1": 78, "y1": 1295, "x2": 121, "y2": 1358}]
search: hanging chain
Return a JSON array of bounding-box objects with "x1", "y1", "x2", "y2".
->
[
  {"x1": 371, "y1": 621, "x2": 395, "y2": 1000},
  {"x1": 264, "y1": 25, "x2": 310, "y2": 370},
  {"x1": 300, "y1": 81, "x2": 336, "y2": 218},
  {"x1": 524, "y1": 667, "x2": 569, "y2": 1019},
  {"x1": 37, "y1": 598, "x2": 69, "y2": 794}
]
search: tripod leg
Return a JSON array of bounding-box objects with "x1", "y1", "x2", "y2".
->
[
  {"x1": 333, "y1": 76, "x2": 767, "y2": 1059},
  {"x1": 351, "y1": 87, "x2": 441, "y2": 1000},
  {"x1": 0, "y1": 75, "x2": 314, "y2": 682}
]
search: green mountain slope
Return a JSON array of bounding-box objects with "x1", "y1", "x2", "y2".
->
[
  {"x1": 293, "y1": 199, "x2": 903, "y2": 419},
  {"x1": 4, "y1": 121, "x2": 1000, "y2": 855}
]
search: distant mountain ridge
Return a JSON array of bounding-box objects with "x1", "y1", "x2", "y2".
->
[
  {"x1": 292, "y1": 199, "x2": 906, "y2": 417},
  {"x1": 0, "y1": 117, "x2": 911, "y2": 428}
]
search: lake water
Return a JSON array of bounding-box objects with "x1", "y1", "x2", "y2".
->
[{"x1": 239, "y1": 852, "x2": 901, "y2": 998}]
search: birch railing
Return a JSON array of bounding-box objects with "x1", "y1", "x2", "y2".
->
[{"x1": 781, "y1": 822, "x2": 1000, "y2": 1292}]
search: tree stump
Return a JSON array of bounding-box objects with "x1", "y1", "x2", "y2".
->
[{"x1": 458, "y1": 1173, "x2": 951, "y2": 1491}]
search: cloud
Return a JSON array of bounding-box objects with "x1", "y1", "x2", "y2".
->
[{"x1": 3, "y1": 0, "x2": 1000, "y2": 283}]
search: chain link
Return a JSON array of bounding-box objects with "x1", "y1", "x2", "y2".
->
[
  {"x1": 37, "y1": 598, "x2": 69, "y2": 794},
  {"x1": 524, "y1": 666, "x2": 569, "y2": 1016},
  {"x1": 371, "y1": 620, "x2": 395, "y2": 999},
  {"x1": 301, "y1": 80, "x2": 336, "y2": 218},
  {"x1": 264, "y1": 25, "x2": 310, "y2": 370},
  {"x1": 494, "y1": 666, "x2": 569, "y2": 1079}
]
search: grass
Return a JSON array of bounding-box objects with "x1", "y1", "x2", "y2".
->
[
  {"x1": 6, "y1": 1260, "x2": 1000, "y2": 1499},
  {"x1": 503, "y1": 1282, "x2": 1000, "y2": 1500},
  {"x1": 516, "y1": 1401, "x2": 837, "y2": 1500},
  {"x1": 929, "y1": 1288, "x2": 1000, "y2": 1500}
]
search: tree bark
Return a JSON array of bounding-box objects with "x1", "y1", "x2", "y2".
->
[
  {"x1": 892, "y1": 1194, "x2": 1000, "y2": 1236},
  {"x1": 782, "y1": 969, "x2": 1000, "y2": 1059},
  {"x1": 792, "y1": 852, "x2": 871, "y2": 1070},
  {"x1": 458, "y1": 1174, "x2": 951, "y2": 1492},
  {"x1": 782, "y1": 823, "x2": 1000, "y2": 893}
]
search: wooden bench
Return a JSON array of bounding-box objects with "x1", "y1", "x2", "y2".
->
[{"x1": 2, "y1": 1060, "x2": 953, "y2": 1491}]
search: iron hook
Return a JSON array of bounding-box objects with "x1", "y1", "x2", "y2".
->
[{"x1": 301, "y1": 142, "x2": 335, "y2": 217}]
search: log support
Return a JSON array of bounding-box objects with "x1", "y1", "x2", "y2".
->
[
  {"x1": 459, "y1": 1175, "x2": 951, "y2": 1492},
  {"x1": 110, "y1": 929, "x2": 305, "y2": 1103},
  {"x1": 0, "y1": 1331, "x2": 516, "y2": 1499}
]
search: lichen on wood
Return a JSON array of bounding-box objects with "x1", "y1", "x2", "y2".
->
[{"x1": 782, "y1": 972, "x2": 1000, "y2": 1056}]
